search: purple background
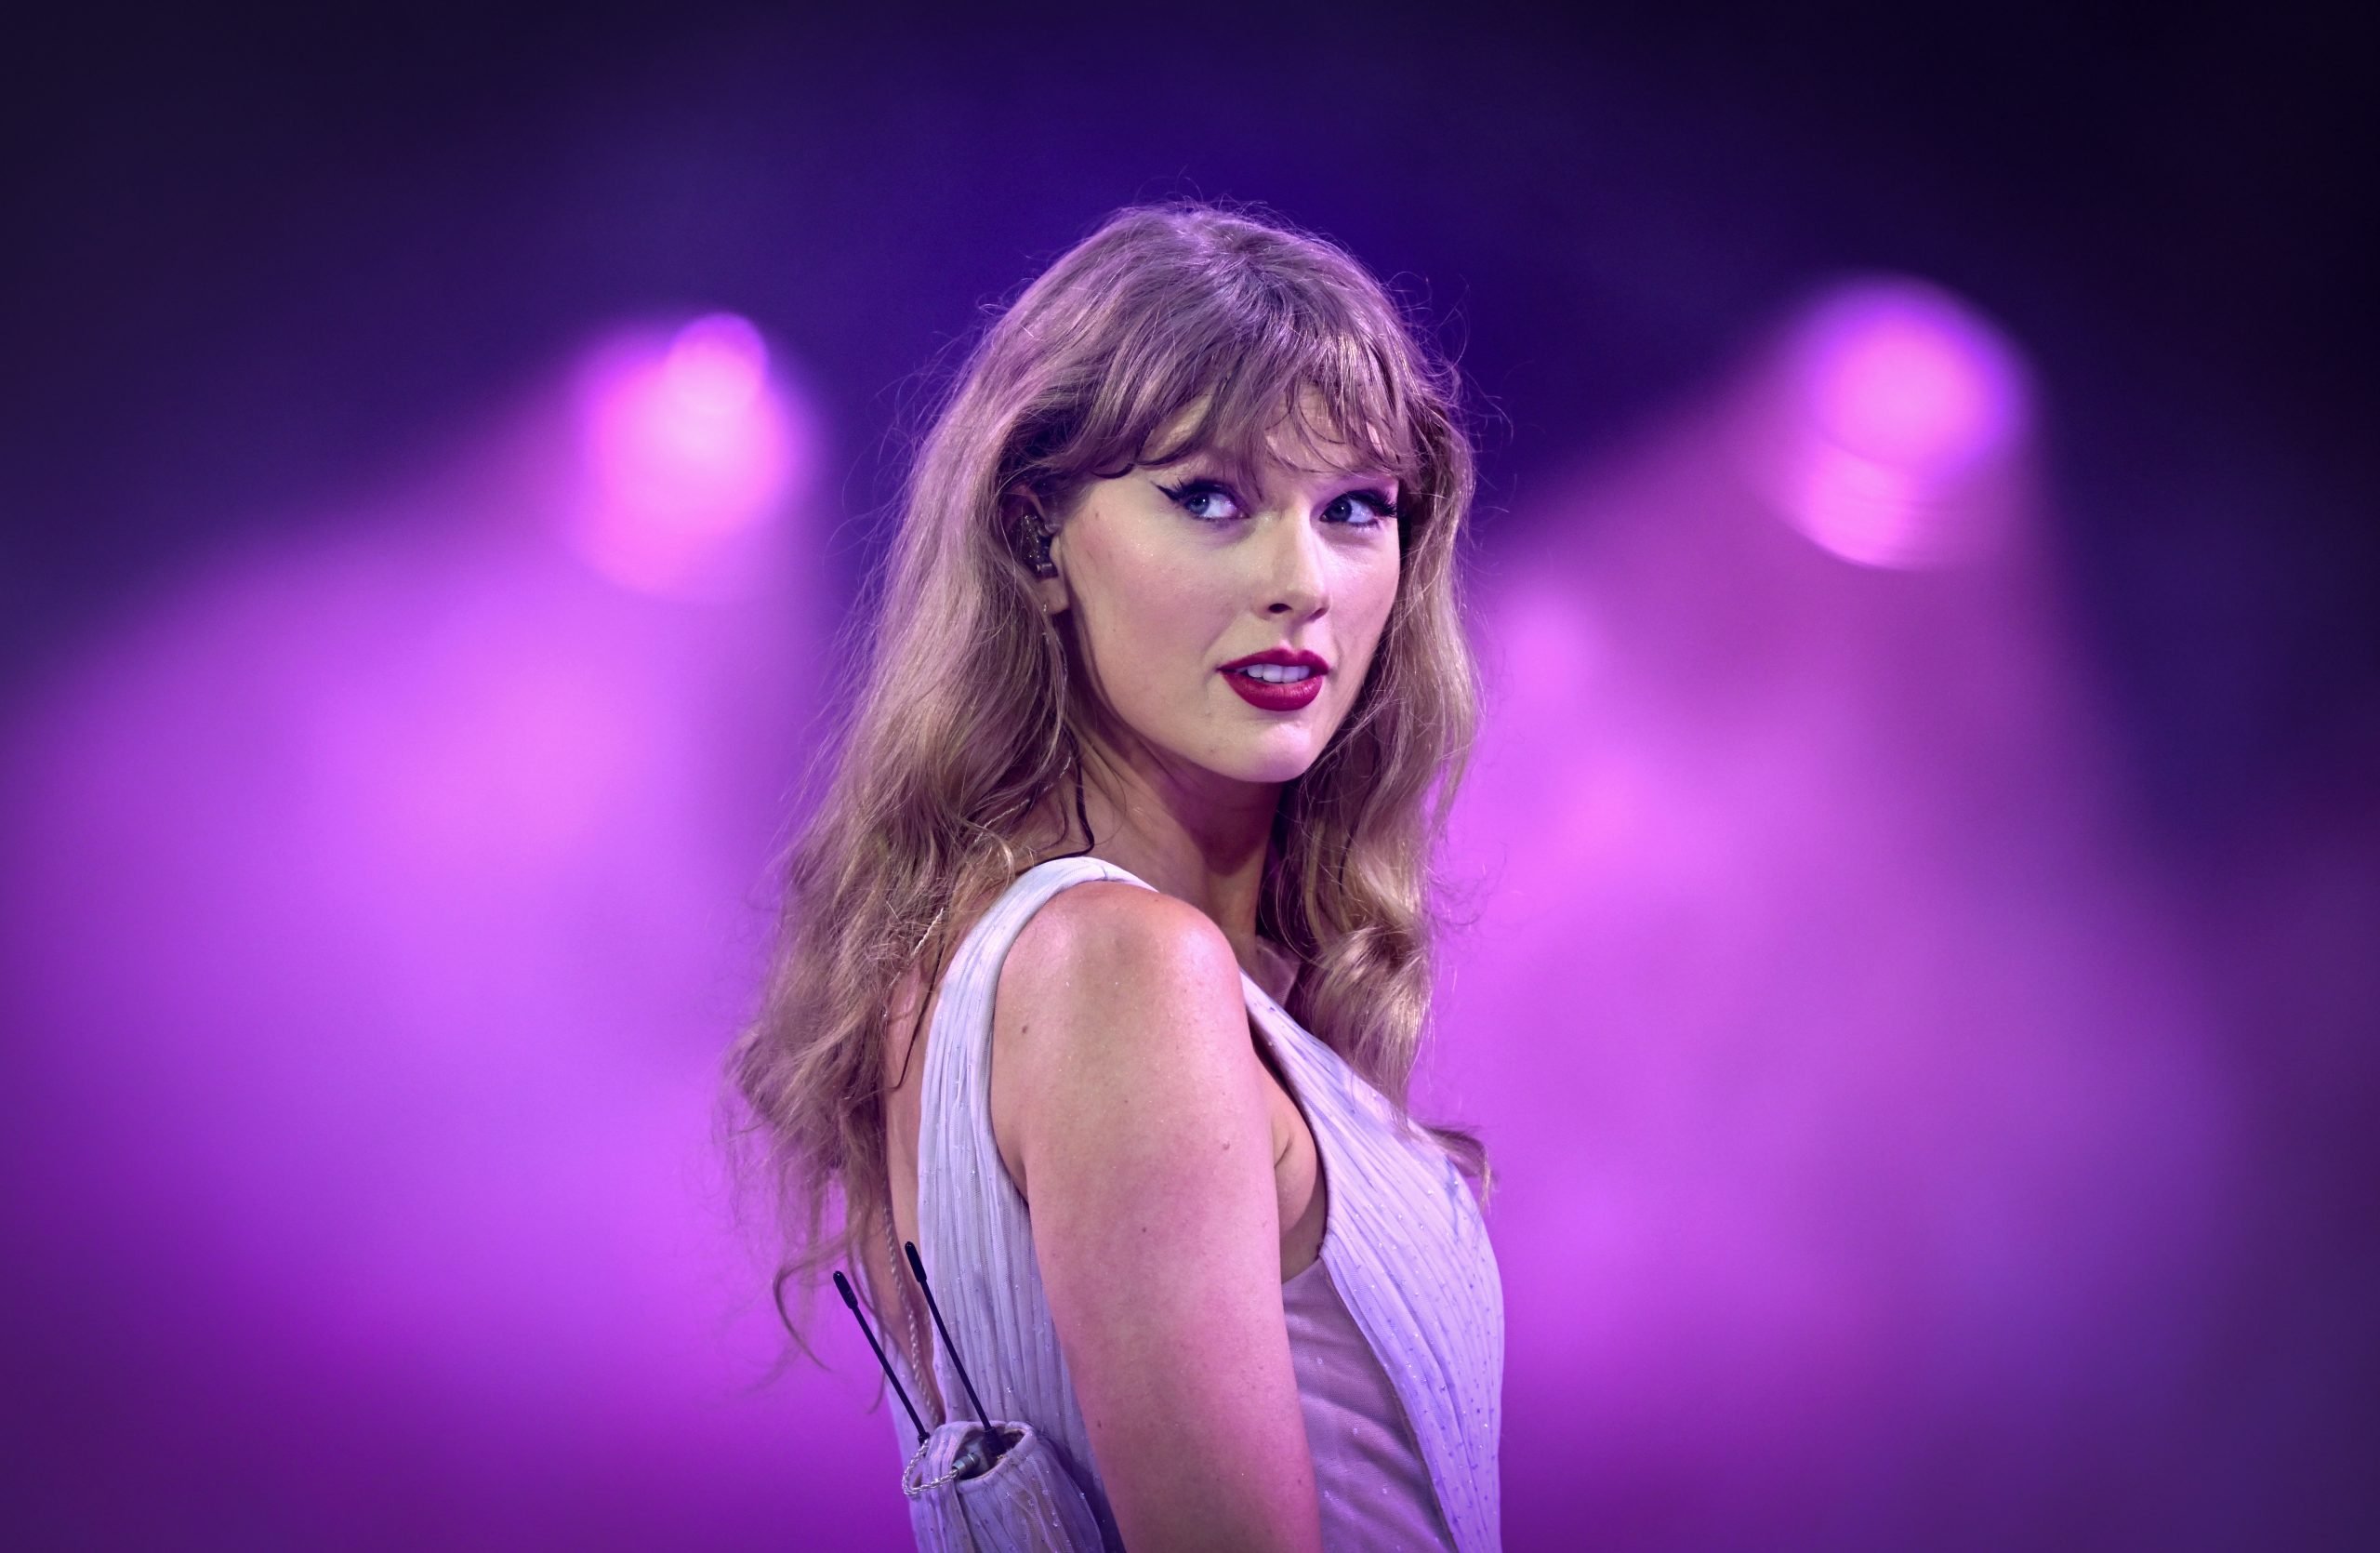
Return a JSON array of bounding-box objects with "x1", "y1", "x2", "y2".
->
[{"x1": 3, "y1": 6, "x2": 2373, "y2": 1549}]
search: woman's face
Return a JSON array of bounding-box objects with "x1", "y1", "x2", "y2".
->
[{"x1": 1038, "y1": 398, "x2": 1403, "y2": 794}]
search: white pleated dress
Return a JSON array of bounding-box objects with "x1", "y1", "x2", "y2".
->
[{"x1": 883, "y1": 856, "x2": 1503, "y2": 1551}]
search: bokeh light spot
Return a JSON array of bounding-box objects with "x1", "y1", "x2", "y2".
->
[
  {"x1": 1762, "y1": 278, "x2": 2033, "y2": 569},
  {"x1": 569, "y1": 312, "x2": 812, "y2": 598}
]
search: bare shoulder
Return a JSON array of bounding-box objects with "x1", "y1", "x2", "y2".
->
[
  {"x1": 988, "y1": 878, "x2": 1319, "y2": 1547},
  {"x1": 989, "y1": 882, "x2": 1248, "y2": 1201},
  {"x1": 1004, "y1": 882, "x2": 1240, "y2": 1015}
]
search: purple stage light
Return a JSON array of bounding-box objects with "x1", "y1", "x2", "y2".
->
[
  {"x1": 1434, "y1": 401, "x2": 2235, "y2": 1542},
  {"x1": 0, "y1": 354, "x2": 852, "y2": 1543},
  {"x1": 1757, "y1": 279, "x2": 2032, "y2": 569},
  {"x1": 569, "y1": 312, "x2": 810, "y2": 599}
]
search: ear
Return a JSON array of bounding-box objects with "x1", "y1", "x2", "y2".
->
[
  {"x1": 1006, "y1": 485, "x2": 1072, "y2": 616},
  {"x1": 1035, "y1": 547, "x2": 1071, "y2": 617}
]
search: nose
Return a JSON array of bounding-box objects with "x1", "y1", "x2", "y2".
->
[{"x1": 1260, "y1": 510, "x2": 1329, "y2": 618}]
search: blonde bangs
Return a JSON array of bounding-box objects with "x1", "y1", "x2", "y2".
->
[{"x1": 1025, "y1": 261, "x2": 1429, "y2": 518}]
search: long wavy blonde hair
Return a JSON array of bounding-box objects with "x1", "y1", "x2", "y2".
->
[{"x1": 724, "y1": 198, "x2": 1492, "y2": 1393}]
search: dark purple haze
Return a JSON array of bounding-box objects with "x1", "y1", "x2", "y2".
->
[{"x1": 3, "y1": 8, "x2": 2372, "y2": 1550}]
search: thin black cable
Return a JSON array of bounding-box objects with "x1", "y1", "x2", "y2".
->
[
  {"x1": 891, "y1": 909, "x2": 952, "y2": 1095},
  {"x1": 1040, "y1": 728, "x2": 1098, "y2": 867}
]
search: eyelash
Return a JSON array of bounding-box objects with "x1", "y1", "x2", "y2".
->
[{"x1": 1157, "y1": 479, "x2": 1398, "y2": 529}]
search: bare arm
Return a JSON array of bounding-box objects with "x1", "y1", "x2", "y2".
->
[{"x1": 994, "y1": 883, "x2": 1321, "y2": 1553}]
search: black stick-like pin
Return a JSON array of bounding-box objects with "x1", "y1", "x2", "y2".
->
[
  {"x1": 833, "y1": 1269, "x2": 927, "y2": 1445},
  {"x1": 904, "y1": 1241, "x2": 993, "y2": 1427}
]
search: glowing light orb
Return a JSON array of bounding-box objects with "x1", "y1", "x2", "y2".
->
[
  {"x1": 569, "y1": 312, "x2": 810, "y2": 598},
  {"x1": 1766, "y1": 280, "x2": 2032, "y2": 569}
]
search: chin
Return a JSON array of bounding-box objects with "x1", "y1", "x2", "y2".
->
[{"x1": 1212, "y1": 731, "x2": 1329, "y2": 786}]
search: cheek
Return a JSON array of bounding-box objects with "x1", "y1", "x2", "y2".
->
[
  {"x1": 1074, "y1": 531, "x2": 1222, "y2": 674},
  {"x1": 1346, "y1": 551, "x2": 1403, "y2": 651}
]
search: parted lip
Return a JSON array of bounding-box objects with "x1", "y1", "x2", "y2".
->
[{"x1": 1218, "y1": 646, "x2": 1330, "y2": 673}]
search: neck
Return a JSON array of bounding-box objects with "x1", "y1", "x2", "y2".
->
[{"x1": 1038, "y1": 731, "x2": 1291, "y2": 998}]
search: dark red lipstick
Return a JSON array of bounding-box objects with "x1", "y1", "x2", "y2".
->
[{"x1": 1218, "y1": 647, "x2": 1329, "y2": 712}]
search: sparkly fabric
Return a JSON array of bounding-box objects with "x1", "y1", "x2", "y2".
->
[
  {"x1": 903, "y1": 1419, "x2": 1107, "y2": 1552},
  {"x1": 886, "y1": 856, "x2": 1504, "y2": 1552},
  {"x1": 1282, "y1": 1254, "x2": 1456, "y2": 1550}
]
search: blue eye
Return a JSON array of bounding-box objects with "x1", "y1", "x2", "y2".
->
[
  {"x1": 1158, "y1": 480, "x2": 1243, "y2": 524},
  {"x1": 1158, "y1": 479, "x2": 1397, "y2": 528},
  {"x1": 1327, "y1": 489, "x2": 1398, "y2": 528}
]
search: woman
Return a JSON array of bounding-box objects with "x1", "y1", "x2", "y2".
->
[{"x1": 728, "y1": 199, "x2": 1502, "y2": 1551}]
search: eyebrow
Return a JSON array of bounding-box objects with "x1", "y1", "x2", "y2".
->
[{"x1": 1156, "y1": 450, "x2": 1400, "y2": 498}]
